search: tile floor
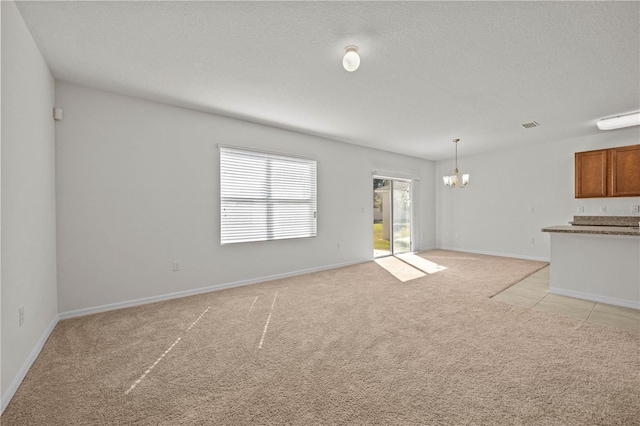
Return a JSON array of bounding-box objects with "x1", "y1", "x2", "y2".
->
[{"x1": 492, "y1": 266, "x2": 640, "y2": 333}]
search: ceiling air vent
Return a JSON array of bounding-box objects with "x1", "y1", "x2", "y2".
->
[{"x1": 522, "y1": 121, "x2": 540, "y2": 128}]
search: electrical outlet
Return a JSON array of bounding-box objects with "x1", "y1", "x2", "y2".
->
[
  {"x1": 577, "y1": 206, "x2": 584, "y2": 213},
  {"x1": 600, "y1": 206, "x2": 607, "y2": 213},
  {"x1": 632, "y1": 205, "x2": 640, "y2": 213},
  {"x1": 337, "y1": 242, "x2": 341, "y2": 250},
  {"x1": 528, "y1": 206, "x2": 534, "y2": 213},
  {"x1": 173, "y1": 260, "x2": 182, "y2": 272},
  {"x1": 529, "y1": 238, "x2": 535, "y2": 244},
  {"x1": 19, "y1": 306, "x2": 24, "y2": 326}
]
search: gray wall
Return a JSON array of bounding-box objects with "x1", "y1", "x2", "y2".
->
[
  {"x1": 436, "y1": 127, "x2": 640, "y2": 260},
  {"x1": 1, "y1": 0, "x2": 58, "y2": 406},
  {"x1": 54, "y1": 81, "x2": 436, "y2": 314}
]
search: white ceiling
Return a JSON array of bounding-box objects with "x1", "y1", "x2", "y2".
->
[{"x1": 15, "y1": 1, "x2": 640, "y2": 160}]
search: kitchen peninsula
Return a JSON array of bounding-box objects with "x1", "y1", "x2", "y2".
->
[{"x1": 542, "y1": 216, "x2": 640, "y2": 309}]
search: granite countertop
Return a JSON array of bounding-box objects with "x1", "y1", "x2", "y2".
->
[
  {"x1": 542, "y1": 225, "x2": 640, "y2": 236},
  {"x1": 570, "y1": 215, "x2": 640, "y2": 227}
]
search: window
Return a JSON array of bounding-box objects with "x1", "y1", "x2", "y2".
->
[{"x1": 220, "y1": 146, "x2": 317, "y2": 244}]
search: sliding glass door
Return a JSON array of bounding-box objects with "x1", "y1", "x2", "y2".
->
[
  {"x1": 373, "y1": 177, "x2": 411, "y2": 258},
  {"x1": 373, "y1": 179, "x2": 391, "y2": 257},
  {"x1": 392, "y1": 180, "x2": 411, "y2": 255}
]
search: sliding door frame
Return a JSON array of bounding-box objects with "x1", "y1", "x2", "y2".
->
[{"x1": 373, "y1": 175, "x2": 415, "y2": 257}]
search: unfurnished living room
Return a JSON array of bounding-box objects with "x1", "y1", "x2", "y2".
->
[{"x1": 2, "y1": 1, "x2": 639, "y2": 425}]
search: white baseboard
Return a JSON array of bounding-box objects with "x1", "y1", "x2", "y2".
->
[
  {"x1": 549, "y1": 287, "x2": 640, "y2": 310},
  {"x1": 1, "y1": 314, "x2": 59, "y2": 414},
  {"x1": 436, "y1": 246, "x2": 550, "y2": 262},
  {"x1": 59, "y1": 258, "x2": 370, "y2": 320}
]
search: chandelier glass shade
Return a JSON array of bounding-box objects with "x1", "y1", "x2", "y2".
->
[{"x1": 442, "y1": 139, "x2": 469, "y2": 188}]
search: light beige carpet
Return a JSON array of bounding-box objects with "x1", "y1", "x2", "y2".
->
[{"x1": 3, "y1": 250, "x2": 639, "y2": 425}]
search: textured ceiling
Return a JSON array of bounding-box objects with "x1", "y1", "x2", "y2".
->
[{"x1": 15, "y1": 1, "x2": 640, "y2": 160}]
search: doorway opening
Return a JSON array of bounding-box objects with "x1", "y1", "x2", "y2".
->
[{"x1": 373, "y1": 177, "x2": 411, "y2": 258}]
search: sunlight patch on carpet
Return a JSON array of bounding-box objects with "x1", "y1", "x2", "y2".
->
[
  {"x1": 249, "y1": 296, "x2": 258, "y2": 312},
  {"x1": 396, "y1": 253, "x2": 447, "y2": 274},
  {"x1": 375, "y1": 256, "x2": 426, "y2": 282},
  {"x1": 125, "y1": 306, "x2": 210, "y2": 395},
  {"x1": 258, "y1": 291, "x2": 278, "y2": 349}
]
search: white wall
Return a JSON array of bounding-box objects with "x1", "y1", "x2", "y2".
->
[
  {"x1": 55, "y1": 82, "x2": 436, "y2": 314},
  {"x1": 436, "y1": 127, "x2": 640, "y2": 260},
  {"x1": 1, "y1": 0, "x2": 58, "y2": 407}
]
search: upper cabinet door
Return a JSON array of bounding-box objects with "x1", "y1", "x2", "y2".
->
[
  {"x1": 575, "y1": 149, "x2": 609, "y2": 198},
  {"x1": 611, "y1": 144, "x2": 640, "y2": 197}
]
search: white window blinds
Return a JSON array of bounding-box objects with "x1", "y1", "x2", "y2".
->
[{"x1": 220, "y1": 146, "x2": 317, "y2": 245}]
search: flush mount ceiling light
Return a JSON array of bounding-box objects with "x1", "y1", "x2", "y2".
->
[
  {"x1": 443, "y1": 139, "x2": 469, "y2": 188},
  {"x1": 597, "y1": 112, "x2": 640, "y2": 130},
  {"x1": 343, "y1": 45, "x2": 360, "y2": 72}
]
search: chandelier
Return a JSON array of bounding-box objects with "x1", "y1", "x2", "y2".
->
[{"x1": 442, "y1": 139, "x2": 469, "y2": 188}]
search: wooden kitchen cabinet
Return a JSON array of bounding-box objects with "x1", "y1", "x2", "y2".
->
[
  {"x1": 610, "y1": 145, "x2": 640, "y2": 196},
  {"x1": 575, "y1": 144, "x2": 640, "y2": 198},
  {"x1": 575, "y1": 148, "x2": 609, "y2": 198}
]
